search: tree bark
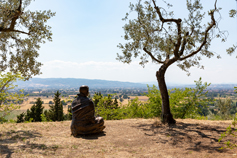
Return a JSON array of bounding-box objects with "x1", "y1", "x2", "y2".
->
[{"x1": 156, "y1": 64, "x2": 176, "y2": 125}]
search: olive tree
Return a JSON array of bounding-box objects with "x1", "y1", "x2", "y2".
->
[
  {"x1": 0, "y1": 0, "x2": 55, "y2": 79},
  {"x1": 117, "y1": 0, "x2": 227, "y2": 124}
]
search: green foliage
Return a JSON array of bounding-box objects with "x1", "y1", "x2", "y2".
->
[
  {"x1": 17, "y1": 92, "x2": 66, "y2": 123},
  {"x1": 94, "y1": 94, "x2": 122, "y2": 120},
  {"x1": 63, "y1": 106, "x2": 72, "y2": 120},
  {"x1": 219, "y1": 113, "x2": 237, "y2": 149},
  {"x1": 34, "y1": 98, "x2": 44, "y2": 122},
  {"x1": 16, "y1": 97, "x2": 44, "y2": 123},
  {"x1": 24, "y1": 118, "x2": 33, "y2": 123},
  {"x1": 93, "y1": 92, "x2": 102, "y2": 107},
  {"x1": 145, "y1": 85, "x2": 162, "y2": 117},
  {"x1": 226, "y1": 44, "x2": 237, "y2": 57},
  {"x1": 61, "y1": 100, "x2": 67, "y2": 106},
  {"x1": 169, "y1": 77, "x2": 210, "y2": 119},
  {"x1": 215, "y1": 98, "x2": 233, "y2": 120},
  {"x1": 43, "y1": 110, "x2": 52, "y2": 122},
  {"x1": 119, "y1": 98, "x2": 124, "y2": 102},
  {"x1": 144, "y1": 78, "x2": 210, "y2": 119},
  {"x1": 47, "y1": 91, "x2": 64, "y2": 121},
  {"x1": 229, "y1": 9, "x2": 237, "y2": 18},
  {"x1": 40, "y1": 113, "x2": 47, "y2": 122},
  {"x1": 49, "y1": 101, "x2": 53, "y2": 104},
  {"x1": 0, "y1": 0, "x2": 55, "y2": 79},
  {"x1": 0, "y1": 72, "x2": 26, "y2": 122},
  {"x1": 117, "y1": 0, "x2": 224, "y2": 72},
  {"x1": 91, "y1": 78, "x2": 210, "y2": 120},
  {"x1": 219, "y1": 88, "x2": 237, "y2": 149},
  {"x1": 16, "y1": 112, "x2": 25, "y2": 123},
  {"x1": 123, "y1": 97, "x2": 154, "y2": 118}
]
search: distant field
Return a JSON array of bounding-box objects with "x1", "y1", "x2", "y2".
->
[
  {"x1": 20, "y1": 96, "x2": 70, "y2": 110},
  {"x1": 5, "y1": 96, "x2": 149, "y2": 120},
  {"x1": 2, "y1": 96, "x2": 72, "y2": 120},
  {"x1": 129, "y1": 96, "x2": 149, "y2": 101},
  {"x1": 1, "y1": 110, "x2": 26, "y2": 121},
  {"x1": 19, "y1": 96, "x2": 149, "y2": 110}
]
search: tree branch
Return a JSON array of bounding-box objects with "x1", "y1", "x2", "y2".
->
[
  {"x1": 179, "y1": 8, "x2": 216, "y2": 61},
  {"x1": 143, "y1": 47, "x2": 164, "y2": 64},
  {"x1": 0, "y1": 0, "x2": 27, "y2": 34},
  {"x1": 12, "y1": 29, "x2": 29, "y2": 35},
  {"x1": 9, "y1": 0, "x2": 22, "y2": 30},
  {"x1": 178, "y1": 32, "x2": 189, "y2": 56},
  {"x1": 0, "y1": 80, "x2": 12, "y2": 93},
  {"x1": 137, "y1": 3, "x2": 164, "y2": 64},
  {"x1": 152, "y1": 0, "x2": 182, "y2": 58},
  {"x1": 0, "y1": 28, "x2": 30, "y2": 35}
]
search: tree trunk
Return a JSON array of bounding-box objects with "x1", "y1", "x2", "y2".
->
[{"x1": 156, "y1": 65, "x2": 176, "y2": 125}]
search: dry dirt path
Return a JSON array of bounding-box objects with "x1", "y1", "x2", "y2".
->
[{"x1": 1, "y1": 119, "x2": 237, "y2": 158}]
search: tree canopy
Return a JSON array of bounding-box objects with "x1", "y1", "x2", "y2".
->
[
  {"x1": 117, "y1": 0, "x2": 231, "y2": 75},
  {"x1": 0, "y1": 0, "x2": 55, "y2": 79}
]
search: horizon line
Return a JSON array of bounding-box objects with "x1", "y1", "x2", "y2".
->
[{"x1": 26, "y1": 77, "x2": 237, "y2": 85}]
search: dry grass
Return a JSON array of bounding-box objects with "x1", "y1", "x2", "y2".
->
[
  {"x1": 117, "y1": 96, "x2": 149, "y2": 106},
  {"x1": 128, "y1": 96, "x2": 149, "y2": 102},
  {"x1": 1, "y1": 119, "x2": 237, "y2": 158}
]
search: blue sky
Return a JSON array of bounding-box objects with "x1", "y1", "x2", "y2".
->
[{"x1": 27, "y1": 0, "x2": 237, "y2": 84}]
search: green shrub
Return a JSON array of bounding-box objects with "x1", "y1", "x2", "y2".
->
[
  {"x1": 219, "y1": 87, "x2": 237, "y2": 149},
  {"x1": 169, "y1": 78, "x2": 210, "y2": 119},
  {"x1": 219, "y1": 113, "x2": 237, "y2": 149},
  {"x1": 144, "y1": 78, "x2": 210, "y2": 119},
  {"x1": 17, "y1": 112, "x2": 25, "y2": 123},
  {"x1": 40, "y1": 113, "x2": 47, "y2": 122},
  {"x1": 94, "y1": 93, "x2": 124, "y2": 120},
  {"x1": 123, "y1": 97, "x2": 154, "y2": 119},
  {"x1": 16, "y1": 98, "x2": 44, "y2": 123},
  {"x1": 144, "y1": 85, "x2": 162, "y2": 117}
]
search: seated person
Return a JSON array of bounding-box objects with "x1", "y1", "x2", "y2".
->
[{"x1": 70, "y1": 85, "x2": 105, "y2": 136}]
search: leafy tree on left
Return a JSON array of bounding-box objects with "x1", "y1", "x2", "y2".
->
[
  {"x1": 0, "y1": 0, "x2": 54, "y2": 121},
  {"x1": 0, "y1": 0, "x2": 55, "y2": 79},
  {"x1": 0, "y1": 72, "x2": 25, "y2": 121}
]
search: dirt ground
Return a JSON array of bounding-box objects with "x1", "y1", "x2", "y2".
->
[{"x1": 1, "y1": 119, "x2": 237, "y2": 158}]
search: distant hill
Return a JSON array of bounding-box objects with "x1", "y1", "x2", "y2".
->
[
  {"x1": 16, "y1": 78, "x2": 147, "y2": 89},
  {"x1": 16, "y1": 78, "x2": 237, "y2": 90}
]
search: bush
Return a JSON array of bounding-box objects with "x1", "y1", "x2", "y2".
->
[
  {"x1": 16, "y1": 98, "x2": 44, "y2": 123},
  {"x1": 17, "y1": 112, "x2": 25, "y2": 123},
  {"x1": 123, "y1": 97, "x2": 154, "y2": 119},
  {"x1": 219, "y1": 87, "x2": 237, "y2": 150},
  {"x1": 63, "y1": 106, "x2": 72, "y2": 120},
  {"x1": 49, "y1": 101, "x2": 53, "y2": 104},
  {"x1": 40, "y1": 113, "x2": 47, "y2": 122},
  {"x1": 61, "y1": 100, "x2": 67, "y2": 106},
  {"x1": 219, "y1": 113, "x2": 237, "y2": 149},
  {"x1": 94, "y1": 94, "x2": 123, "y2": 120}
]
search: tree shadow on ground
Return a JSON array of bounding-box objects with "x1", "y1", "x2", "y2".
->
[
  {"x1": 0, "y1": 130, "x2": 42, "y2": 157},
  {"x1": 132, "y1": 121, "x2": 236, "y2": 153},
  {"x1": 74, "y1": 131, "x2": 106, "y2": 140}
]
